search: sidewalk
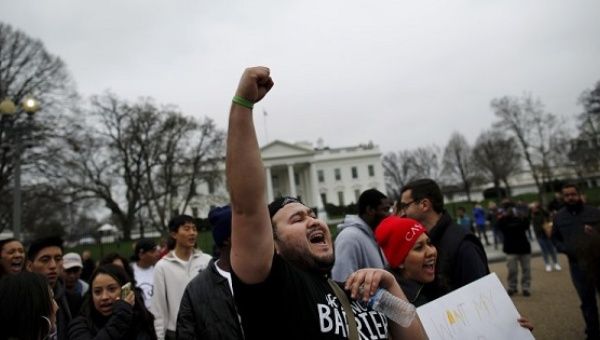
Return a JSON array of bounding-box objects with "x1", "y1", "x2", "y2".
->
[{"x1": 481, "y1": 230, "x2": 542, "y2": 263}]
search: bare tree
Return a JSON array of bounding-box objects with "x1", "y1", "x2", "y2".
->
[
  {"x1": 139, "y1": 110, "x2": 225, "y2": 233},
  {"x1": 472, "y1": 130, "x2": 521, "y2": 199},
  {"x1": 491, "y1": 94, "x2": 568, "y2": 204},
  {"x1": 0, "y1": 22, "x2": 77, "y2": 231},
  {"x1": 570, "y1": 80, "x2": 600, "y2": 177},
  {"x1": 578, "y1": 79, "x2": 600, "y2": 136},
  {"x1": 442, "y1": 132, "x2": 479, "y2": 202},
  {"x1": 382, "y1": 145, "x2": 441, "y2": 201},
  {"x1": 412, "y1": 146, "x2": 442, "y2": 181},
  {"x1": 382, "y1": 150, "x2": 418, "y2": 201},
  {"x1": 51, "y1": 93, "x2": 225, "y2": 239}
]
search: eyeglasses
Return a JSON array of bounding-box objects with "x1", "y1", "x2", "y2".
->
[{"x1": 397, "y1": 200, "x2": 420, "y2": 211}]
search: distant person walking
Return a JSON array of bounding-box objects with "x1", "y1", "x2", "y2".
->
[
  {"x1": 487, "y1": 201, "x2": 503, "y2": 250},
  {"x1": 455, "y1": 207, "x2": 473, "y2": 234},
  {"x1": 473, "y1": 203, "x2": 490, "y2": 246},
  {"x1": 497, "y1": 201, "x2": 532, "y2": 296},
  {"x1": 530, "y1": 202, "x2": 561, "y2": 272}
]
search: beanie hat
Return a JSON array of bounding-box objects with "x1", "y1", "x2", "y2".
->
[
  {"x1": 375, "y1": 216, "x2": 427, "y2": 269},
  {"x1": 208, "y1": 205, "x2": 232, "y2": 248}
]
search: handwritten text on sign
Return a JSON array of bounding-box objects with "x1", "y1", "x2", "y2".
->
[{"x1": 416, "y1": 273, "x2": 535, "y2": 340}]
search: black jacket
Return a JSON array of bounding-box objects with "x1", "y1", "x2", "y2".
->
[
  {"x1": 424, "y1": 212, "x2": 489, "y2": 299},
  {"x1": 176, "y1": 258, "x2": 244, "y2": 340},
  {"x1": 55, "y1": 280, "x2": 72, "y2": 340},
  {"x1": 497, "y1": 214, "x2": 531, "y2": 254},
  {"x1": 552, "y1": 203, "x2": 600, "y2": 264},
  {"x1": 68, "y1": 300, "x2": 155, "y2": 340}
]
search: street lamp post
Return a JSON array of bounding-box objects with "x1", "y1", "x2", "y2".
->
[{"x1": 0, "y1": 96, "x2": 40, "y2": 240}]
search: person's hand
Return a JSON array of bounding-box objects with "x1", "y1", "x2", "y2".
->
[
  {"x1": 235, "y1": 66, "x2": 274, "y2": 104},
  {"x1": 584, "y1": 224, "x2": 596, "y2": 236},
  {"x1": 344, "y1": 268, "x2": 396, "y2": 302},
  {"x1": 123, "y1": 290, "x2": 135, "y2": 307},
  {"x1": 518, "y1": 316, "x2": 534, "y2": 331}
]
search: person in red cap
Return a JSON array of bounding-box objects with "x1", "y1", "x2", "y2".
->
[
  {"x1": 375, "y1": 216, "x2": 436, "y2": 306},
  {"x1": 375, "y1": 216, "x2": 534, "y2": 332}
]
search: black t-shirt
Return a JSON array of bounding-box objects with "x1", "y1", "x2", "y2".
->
[{"x1": 232, "y1": 255, "x2": 389, "y2": 340}]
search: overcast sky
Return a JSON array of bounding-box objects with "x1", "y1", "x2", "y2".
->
[{"x1": 2, "y1": 0, "x2": 599, "y2": 153}]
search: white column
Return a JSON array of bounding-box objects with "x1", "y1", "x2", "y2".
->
[
  {"x1": 265, "y1": 166, "x2": 274, "y2": 203},
  {"x1": 309, "y1": 163, "x2": 328, "y2": 221},
  {"x1": 287, "y1": 164, "x2": 297, "y2": 197}
]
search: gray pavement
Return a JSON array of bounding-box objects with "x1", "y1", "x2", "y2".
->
[{"x1": 489, "y1": 254, "x2": 590, "y2": 340}]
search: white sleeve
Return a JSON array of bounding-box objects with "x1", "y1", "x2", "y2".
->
[{"x1": 152, "y1": 263, "x2": 166, "y2": 340}]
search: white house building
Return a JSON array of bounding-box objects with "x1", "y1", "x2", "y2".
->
[{"x1": 190, "y1": 139, "x2": 386, "y2": 220}]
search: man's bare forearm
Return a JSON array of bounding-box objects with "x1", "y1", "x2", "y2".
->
[{"x1": 226, "y1": 67, "x2": 275, "y2": 283}]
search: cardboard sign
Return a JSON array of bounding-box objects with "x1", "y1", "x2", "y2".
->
[{"x1": 416, "y1": 273, "x2": 535, "y2": 340}]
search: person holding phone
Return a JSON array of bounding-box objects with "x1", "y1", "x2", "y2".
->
[{"x1": 68, "y1": 264, "x2": 156, "y2": 340}]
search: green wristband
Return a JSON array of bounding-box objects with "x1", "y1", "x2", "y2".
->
[{"x1": 232, "y1": 95, "x2": 254, "y2": 109}]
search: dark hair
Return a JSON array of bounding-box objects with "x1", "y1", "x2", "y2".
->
[
  {"x1": 561, "y1": 182, "x2": 579, "y2": 193},
  {"x1": 81, "y1": 264, "x2": 156, "y2": 340},
  {"x1": 400, "y1": 178, "x2": 444, "y2": 213},
  {"x1": 0, "y1": 238, "x2": 19, "y2": 252},
  {"x1": 358, "y1": 189, "x2": 387, "y2": 215},
  {"x1": 0, "y1": 272, "x2": 53, "y2": 340},
  {"x1": 99, "y1": 253, "x2": 135, "y2": 286},
  {"x1": 457, "y1": 206, "x2": 465, "y2": 212},
  {"x1": 167, "y1": 215, "x2": 196, "y2": 233},
  {"x1": 27, "y1": 236, "x2": 64, "y2": 261}
]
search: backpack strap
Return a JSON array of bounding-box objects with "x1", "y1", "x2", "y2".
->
[{"x1": 327, "y1": 279, "x2": 359, "y2": 340}]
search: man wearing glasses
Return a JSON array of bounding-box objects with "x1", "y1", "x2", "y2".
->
[{"x1": 397, "y1": 178, "x2": 488, "y2": 299}]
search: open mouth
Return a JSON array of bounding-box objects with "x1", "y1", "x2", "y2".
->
[
  {"x1": 308, "y1": 230, "x2": 327, "y2": 245},
  {"x1": 423, "y1": 258, "x2": 436, "y2": 272},
  {"x1": 99, "y1": 303, "x2": 113, "y2": 313},
  {"x1": 10, "y1": 261, "x2": 22, "y2": 272}
]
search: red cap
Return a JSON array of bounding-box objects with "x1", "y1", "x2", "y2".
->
[{"x1": 375, "y1": 216, "x2": 427, "y2": 269}]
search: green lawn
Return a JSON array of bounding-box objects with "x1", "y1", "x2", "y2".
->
[{"x1": 66, "y1": 231, "x2": 216, "y2": 261}]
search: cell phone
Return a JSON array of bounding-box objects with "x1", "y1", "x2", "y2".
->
[{"x1": 121, "y1": 282, "x2": 132, "y2": 299}]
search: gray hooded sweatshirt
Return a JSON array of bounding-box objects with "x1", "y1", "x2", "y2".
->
[{"x1": 331, "y1": 215, "x2": 387, "y2": 282}]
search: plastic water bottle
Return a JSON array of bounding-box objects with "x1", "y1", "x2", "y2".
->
[{"x1": 366, "y1": 288, "x2": 416, "y2": 327}]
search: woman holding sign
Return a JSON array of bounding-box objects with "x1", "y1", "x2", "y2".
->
[{"x1": 374, "y1": 216, "x2": 534, "y2": 331}]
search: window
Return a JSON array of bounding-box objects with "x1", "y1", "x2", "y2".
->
[
  {"x1": 294, "y1": 173, "x2": 300, "y2": 186},
  {"x1": 351, "y1": 166, "x2": 358, "y2": 179},
  {"x1": 354, "y1": 189, "x2": 360, "y2": 201},
  {"x1": 368, "y1": 165, "x2": 375, "y2": 177},
  {"x1": 192, "y1": 207, "x2": 199, "y2": 217},
  {"x1": 320, "y1": 193, "x2": 327, "y2": 205},
  {"x1": 207, "y1": 180, "x2": 215, "y2": 194},
  {"x1": 272, "y1": 175, "x2": 279, "y2": 188},
  {"x1": 317, "y1": 170, "x2": 324, "y2": 183},
  {"x1": 335, "y1": 168, "x2": 341, "y2": 181},
  {"x1": 338, "y1": 191, "x2": 345, "y2": 206}
]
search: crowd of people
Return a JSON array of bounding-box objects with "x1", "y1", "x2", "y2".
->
[{"x1": 0, "y1": 66, "x2": 598, "y2": 339}]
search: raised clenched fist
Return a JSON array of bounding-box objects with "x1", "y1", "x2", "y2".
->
[{"x1": 235, "y1": 66, "x2": 274, "y2": 104}]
